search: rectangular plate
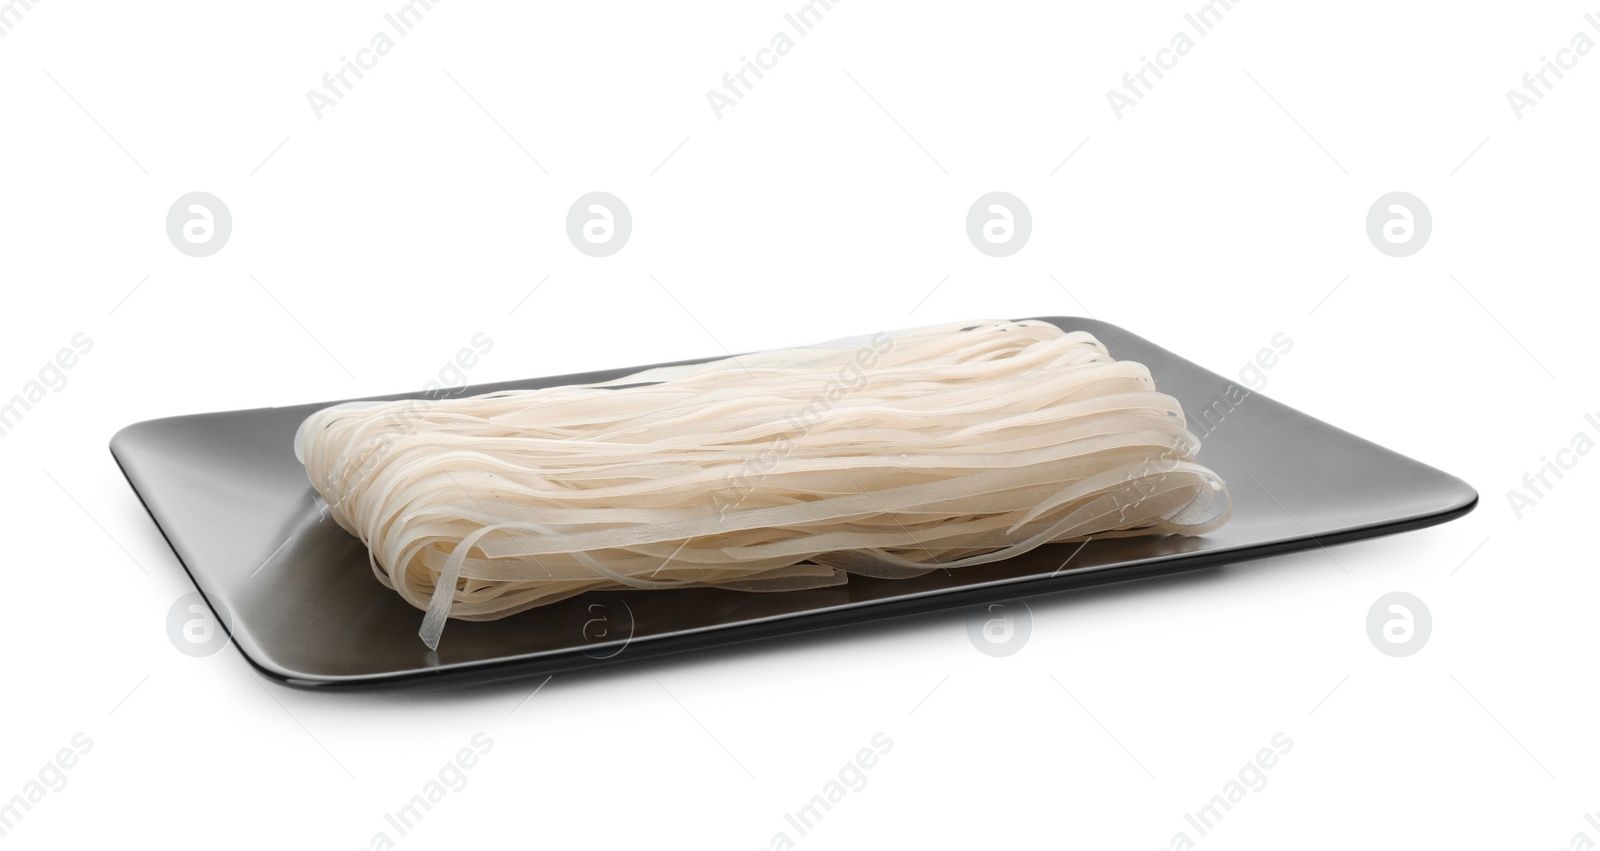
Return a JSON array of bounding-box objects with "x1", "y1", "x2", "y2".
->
[{"x1": 111, "y1": 317, "x2": 1477, "y2": 688}]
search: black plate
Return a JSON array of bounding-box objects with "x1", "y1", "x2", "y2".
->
[{"x1": 110, "y1": 317, "x2": 1477, "y2": 688}]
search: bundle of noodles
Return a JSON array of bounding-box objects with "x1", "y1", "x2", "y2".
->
[{"x1": 295, "y1": 319, "x2": 1231, "y2": 648}]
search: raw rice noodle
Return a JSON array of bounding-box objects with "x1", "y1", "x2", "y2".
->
[{"x1": 294, "y1": 319, "x2": 1232, "y2": 649}]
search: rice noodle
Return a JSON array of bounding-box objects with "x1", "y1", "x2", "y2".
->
[{"x1": 294, "y1": 319, "x2": 1232, "y2": 649}]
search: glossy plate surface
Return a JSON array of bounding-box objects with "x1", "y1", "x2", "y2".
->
[{"x1": 110, "y1": 317, "x2": 1477, "y2": 688}]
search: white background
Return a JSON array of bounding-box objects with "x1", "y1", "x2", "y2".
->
[{"x1": 2, "y1": 1, "x2": 1597, "y2": 848}]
